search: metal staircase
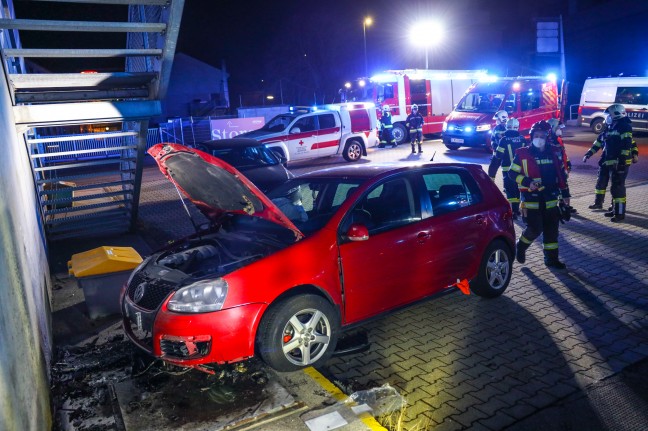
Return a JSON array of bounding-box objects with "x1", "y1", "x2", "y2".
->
[{"x1": 1, "y1": 0, "x2": 184, "y2": 241}]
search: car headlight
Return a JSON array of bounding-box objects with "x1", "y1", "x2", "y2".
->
[
  {"x1": 465, "y1": 126, "x2": 473, "y2": 133},
  {"x1": 167, "y1": 278, "x2": 228, "y2": 313},
  {"x1": 442, "y1": 122, "x2": 448, "y2": 132},
  {"x1": 476, "y1": 123, "x2": 491, "y2": 132}
]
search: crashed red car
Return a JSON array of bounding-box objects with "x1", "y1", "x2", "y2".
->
[{"x1": 121, "y1": 143, "x2": 516, "y2": 372}]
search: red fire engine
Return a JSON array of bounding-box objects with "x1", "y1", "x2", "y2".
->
[{"x1": 341, "y1": 69, "x2": 487, "y2": 144}]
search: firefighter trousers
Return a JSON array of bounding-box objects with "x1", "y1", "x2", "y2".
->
[
  {"x1": 608, "y1": 165, "x2": 628, "y2": 204},
  {"x1": 594, "y1": 163, "x2": 611, "y2": 196},
  {"x1": 503, "y1": 175, "x2": 520, "y2": 213},
  {"x1": 519, "y1": 202, "x2": 561, "y2": 252}
]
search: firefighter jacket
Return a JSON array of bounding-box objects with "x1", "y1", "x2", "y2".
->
[
  {"x1": 405, "y1": 111, "x2": 424, "y2": 132},
  {"x1": 487, "y1": 130, "x2": 527, "y2": 178},
  {"x1": 602, "y1": 116, "x2": 633, "y2": 167},
  {"x1": 491, "y1": 124, "x2": 507, "y2": 150},
  {"x1": 549, "y1": 133, "x2": 572, "y2": 172},
  {"x1": 508, "y1": 144, "x2": 570, "y2": 209},
  {"x1": 379, "y1": 112, "x2": 393, "y2": 131},
  {"x1": 586, "y1": 129, "x2": 637, "y2": 167}
]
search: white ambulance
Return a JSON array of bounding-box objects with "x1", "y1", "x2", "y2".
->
[
  {"x1": 239, "y1": 103, "x2": 379, "y2": 163},
  {"x1": 577, "y1": 76, "x2": 648, "y2": 133}
]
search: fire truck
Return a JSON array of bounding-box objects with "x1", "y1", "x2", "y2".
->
[{"x1": 341, "y1": 69, "x2": 487, "y2": 145}]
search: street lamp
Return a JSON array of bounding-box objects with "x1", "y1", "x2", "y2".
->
[
  {"x1": 410, "y1": 21, "x2": 444, "y2": 69},
  {"x1": 363, "y1": 17, "x2": 372, "y2": 77}
]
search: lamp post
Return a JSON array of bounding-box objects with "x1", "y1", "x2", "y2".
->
[
  {"x1": 410, "y1": 21, "x2": 444, "y2": 70},
  {"x1": 363, "y1": 17, "x2": 372, "y2": 77}
]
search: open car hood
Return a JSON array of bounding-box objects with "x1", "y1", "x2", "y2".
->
[{"x1": 148, "y1": 143, "x2": 303, "y2": 240}]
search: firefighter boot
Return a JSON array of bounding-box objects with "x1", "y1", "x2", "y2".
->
[
  {"x1": 418, "y1": 143, "x2": 423, "y2": 153},
  {"x1": 544, "y1": 249, "x2": 566, "y2": 270},
  {"x1": 411, "y1": 143, "x2": 416, "y2": 154},
  {"x1": 588, "y1": 194, "x2": 604, "y2": 209},
  {"x1": 604, "y1": 206, "x2": 615, "y2": 217},
  {"x1": 516, "y1": 240, "x2": 529, "y2": 264},
  {"x1": 512, "y1": 202, "x2": 521, "y2": 220},
  {"x1": 610, "y1": 202, "x2": 625, "y2": 223}
]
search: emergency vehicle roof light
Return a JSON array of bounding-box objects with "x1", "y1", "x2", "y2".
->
[
  {"x1": 513, "y1": 82, "x2": 521, "y2": 90},
  {"x1": 358, "y1": 80, "x2": 366, "y2": 87},
  {"x1": 479, "y1": 75, "x2": 498, "y2": 83},
  {"x1": 370, "y1": 73, "x2": 398, "y2": 83},
  {"x1": 546, "y1": 73, "x2": 557, "y2": 82}
]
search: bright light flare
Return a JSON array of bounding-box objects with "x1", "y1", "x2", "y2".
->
[
  {"x1": 546, "y1": 73, "x2": 557, "y2": 82},
  {"x1": 410, "y1": 21, "x2": 445, "y2": 47}
]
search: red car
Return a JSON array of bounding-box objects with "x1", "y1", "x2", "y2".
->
[{"x1": 121, "y1": 143, "x2": 515, "y2": 373}]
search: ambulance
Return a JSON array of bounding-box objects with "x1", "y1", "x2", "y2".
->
[
  {"x1": 341, "y1": 69, "x2": 487, "y2": 145},
  {"x1": 442, "y1": 76, "x2": 562, "y2": 151},
  {"x1": 577, "y1": 76, "x2": 648, "y2": 133}
]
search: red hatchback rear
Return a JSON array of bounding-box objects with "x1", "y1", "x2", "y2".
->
[{"x1": 121, "y1": 144, "x2": 515, "y2": 372}]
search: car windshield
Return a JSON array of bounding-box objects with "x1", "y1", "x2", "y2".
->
[
  {"x1": 209, "y1": 145, "x2": 279, "y2": 168},
  {"x1": 260, "y1": 114, "x2": 297, "y2": 133},
  {"x1": 456, "y1": 91, "x2": 506, "y2": 113},
  {"x1": 266, "y1": 178, "x2": 365, "y2": 235}
]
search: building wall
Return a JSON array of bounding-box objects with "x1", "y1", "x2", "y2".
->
[{"x1": 0, "y1": 61, "x2": 52, "y2": 429}]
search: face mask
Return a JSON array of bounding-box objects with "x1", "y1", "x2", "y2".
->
[
  {"x1": 556, "y1": 129, "x2": 562, "y2": 137},
  {"x1": 532, "y1": 138, "x2": 546, "y2": 148}
]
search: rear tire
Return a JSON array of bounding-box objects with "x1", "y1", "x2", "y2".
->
[
  {"x1": 445, "y1": 144, "x2": 460, "y2": 150},
  {"x1": 343, "y1": 140, "x2": 363, "y2": 162},
  {"x1": 591, "y1": 118, "x2": 605, "y2": 134},
  {"x1": 257, "y1": 294, "x2": 339, "y2": 371},
  {"x1": 470, "y1": 239, "x2": 513, "y2": 298},
  {"x1": 392, "y1": 123, "x2": 407, "y2": 145}
]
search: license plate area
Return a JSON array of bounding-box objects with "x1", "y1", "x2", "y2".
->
[{"x1": 451, "y1": 138, "x2": 464, "y2": 143}]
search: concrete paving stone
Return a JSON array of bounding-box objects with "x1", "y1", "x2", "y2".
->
[
  {"x1": 513, "y1": 379, "x2": 555, "y2": 399},
  {"x1": 475, "y1": 410, "x2": 518, "y2": 431},
  {"x1": 492, "y1": 386, "x2": 537, "y2": 408},
  {"x1": 427, "y1": 390, "x2": 460, "y2": 410},
  {"x1": 463, "y1": 374, "x2": 500, "y2": 394},
  {"x1": 473, "y1": 393, "x2": 513, "y2": 417},
  {"x1": 418, "y1": 367, "x2": 455, "y2": 386},
  {"x1": 573, "y1": 370, "x2": 605, "y2": 387},
  {"x1": 628, "y1": 343, "x2": 648, "y2": 357},
  {"x1": 505, "y1": 401, "x2": 541, "y2": 421},
  {"x1": 446, "y1": 392, "x2": 484, "y2": 414},
  {"x1": 413, "y1": 356, "x2": 455, "y2": 374},
  {"x1": 539, "y1": 379, "x2": 580, "y2": 399},
  {"x1": 455, "y1": 360, "x2": 496, "y2": 379},
  {"x1": 448, "y1": 404, "x2": 491, "y2": 428},
  {"x1": 429, "y1": 417, "x2": 465, "y2": 431},
  {"x1": 603, "y1": 356, "x2": 634, "y2": 373},
  {"x1": 444, "y1": 380, "x2": 480, "y2": 400}
]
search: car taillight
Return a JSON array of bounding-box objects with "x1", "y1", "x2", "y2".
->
[{"x1": 578, "y1": 106, "x2": 582, "y2": 116}]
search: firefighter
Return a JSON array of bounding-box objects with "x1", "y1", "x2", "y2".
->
[
  {"x1": 491, "y1": 110, "x2": 508, "y2": 152},
  {"x1": 406, "y1": 104, "x2": 425, "y2": 153},
  {"x1": 583, "y1": 114, "x2": 612, "y2": 210},
  {"x1": 548, "y1": 118, "x2": 576, "y2": 214},
  {"x1": 378, "y1": 105, "x2": 396, "y2": 148},
  {"x1": 487, "y1": 117, "x2": 526, "y2": 219},
  {"x1": 584, "y1": 104, "x2": 632, "y2": 222},
  {"x1": 509, "y1": 120, "x2": 571, "y2": 269}
]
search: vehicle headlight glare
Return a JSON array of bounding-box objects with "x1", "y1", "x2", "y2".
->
[
  {"x1": 476, "y1": 123, "x2": 492, "y2": 132},
  {"x1": 168, "y1": 279, "x2": 228, "y2": 313},
  {"x1": 465, "y1": 126, "x2": 473, "y2": 133}
]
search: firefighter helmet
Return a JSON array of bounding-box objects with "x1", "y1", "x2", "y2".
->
[
  {"x1": 547, "y1": 118, "x2": 565, "y2": 133},
  {"x1": 605, "y1": 114, "x2": 612, "y2": 125},
  {"x1": 530, "y1": 120, "x2": 551, "y2": 137},
  {"x1": 605, "y1": 103, "x2": 626, "y2": 120},
  {"x1": 382, "y1": 105, "x2": 391, "y2": 113},
  {"x1": 493, "y1": 110, "x2": 508, "y2": 124},
  {"x1": 506, "y1": 118, "x2": 520, "y2": 131},
  {"x1": 412, "y1": 104, "x2": 418, "y2": 111}
]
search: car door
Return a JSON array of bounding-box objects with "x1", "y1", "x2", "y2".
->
[
  {"x1": 287, "y1": 114, "x2": 318, "y2": 161},
  {"x1": 338, "y1": 174, "x2": 435, "y2": 324},
  {"x1": 314, "y1": 113, "x2": 341, "y2": 157},
  {"x1": 423, "y1": 169, "x2": 487, "y2": 287}
]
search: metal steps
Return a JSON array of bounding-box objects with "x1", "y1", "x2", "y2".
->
[{"x1": 1, "y1": 0, "x2": 185, "y2": 241}]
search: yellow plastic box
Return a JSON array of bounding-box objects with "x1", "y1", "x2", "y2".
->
[{"x1": 68, "y1": 246, "x2": 143, "y2": 319}]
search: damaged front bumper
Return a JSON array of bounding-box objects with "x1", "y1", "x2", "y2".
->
[{"x1": 122, "y1": 293, "x2": 266, "y2": 368}]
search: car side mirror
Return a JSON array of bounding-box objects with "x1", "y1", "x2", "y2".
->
[
  {"x1": 347, "y1": 224, "x2": 369, "y2": 241},
  {"x1": 290, "y1": 127, "x2": 301, "y2": 134}
]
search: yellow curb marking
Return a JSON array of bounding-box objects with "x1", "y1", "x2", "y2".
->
[{"x1": 303, "y1": 367, "x2": 387, "y2": 431}]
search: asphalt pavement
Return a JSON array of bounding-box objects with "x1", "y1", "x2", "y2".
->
[{"x1": 50, "y1": 124, "x2": 648, "y2": 431}]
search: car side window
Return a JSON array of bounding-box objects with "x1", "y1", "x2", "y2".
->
[
  {"x1": 348, "y1": 177, "x2": 420, "y2": 234},
  {"x1": 423, "y1": 172, "x2": 482, "y2": 217},
  {"x1": 318, "y1": 114, "x2": 337, "y2": 130},
  {"x1": 521, "y1": 86, "x2": 541, "y2": 111},
  {"x1": 292, "y1": 116, "x2": 316, "y2": 133}
]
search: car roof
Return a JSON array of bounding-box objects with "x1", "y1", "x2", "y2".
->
[
  {"x1": 199, "y1": 138, "x2": 264, "y2": 148},
  {"x1": 297, "y1": 162, "x2": 482, "y2": 181}
]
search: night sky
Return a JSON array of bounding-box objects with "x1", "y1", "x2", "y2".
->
[{"x1": 13, "y1": 0, "x2": 648, "y2": 107}]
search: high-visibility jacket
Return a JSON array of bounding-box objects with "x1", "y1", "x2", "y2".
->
[
  {"x1": 379, "y1": 113, "x2": 393, "y2": 131},
  {"x1": 508, "y1": 144, "x2": 570, "y2": 209},
  {"x1": 491, "y1": 124, "x2": 507, "y2": 150},
  {"x1": 603, "y1": 116, "x2": 633, "y2": 167},
  {"x1": 487, "y1": 130, "x2": 527, "y2": 178},
  {"x1": 586, "y1": 130, "x2": 637, "y2": 166},
  {"x1": 405, "y1": 112, "x2": 424, "y2": 132}
]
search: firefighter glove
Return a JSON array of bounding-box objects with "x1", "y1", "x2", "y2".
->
[
  {"x1": 633, "y1": 155, "x2": 639, "y2": 163},
  {"x1": 582, "y1": 154, "x2": 590, "y2": 163}
]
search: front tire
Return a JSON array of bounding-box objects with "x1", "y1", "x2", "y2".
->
[
  {"x1": 591, "y1": 118, "x2": 605, "y2": 134},
  {"x1": 257, "y1": 295, "x2": 339, "y2": 371},
  {"x1": 343, "y1": 140, "x2": 363, "y2": 162},
  {"x1": 470, "y1": 239, "x2": 513, "y2": 298},
  {"x1": 445, "y1": 144, "x2": 460, "y2": 150}
]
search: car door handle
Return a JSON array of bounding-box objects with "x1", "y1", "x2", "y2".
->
[
  {"x1": 475, "y1": 215, "x2": 486, "y2": 225},
  {"x1": 417, "y1": 231, "x2": 431, "y2": 243}
]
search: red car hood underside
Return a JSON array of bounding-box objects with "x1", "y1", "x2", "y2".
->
[{"x1": 148, "y1": 143, "x2": 303, "y2": 240}]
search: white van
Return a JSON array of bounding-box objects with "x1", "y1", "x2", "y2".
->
[{"x1": 577, "y1": 77, "x2": 648, "y2": 133}]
